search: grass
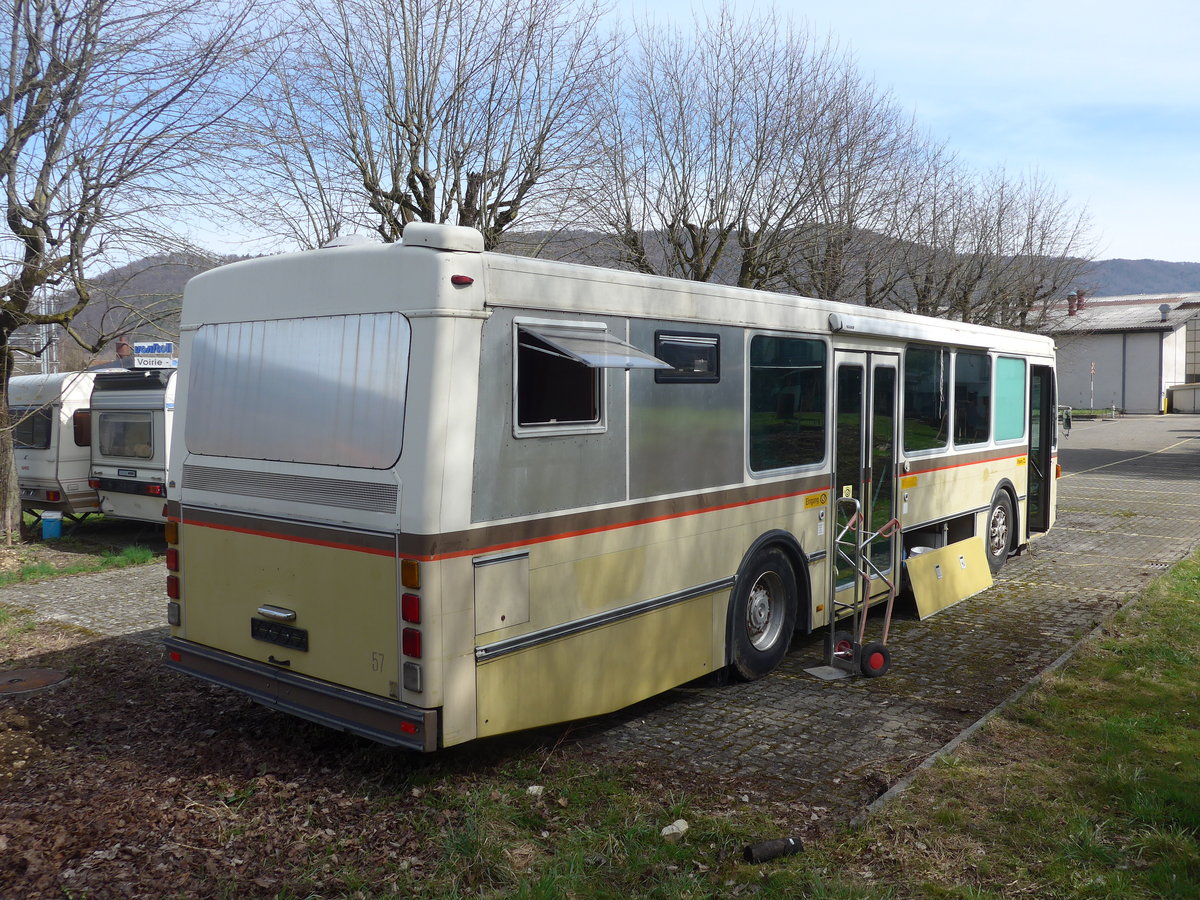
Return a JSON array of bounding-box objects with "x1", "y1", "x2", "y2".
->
[
  {"x1": 0, "y1": 542, "x2": 157, "y2": 587},
  {"x1": 793, "y1": 549, "x2": 1200, "y2": 898}
]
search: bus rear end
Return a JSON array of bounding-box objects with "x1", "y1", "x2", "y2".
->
[{"x1": 163, "y1": 233, "x2": 484, "y2": 751}]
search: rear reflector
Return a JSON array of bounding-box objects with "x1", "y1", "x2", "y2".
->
[
  {"x1": 402, "y1": 627, "x2": 422, "y2": 658},
  {"x1": 88, "y1": 479, "x2": 100, "y2": 489},
  {"x1": 400, "y1": 721, "x2": 419, "y2": 735},
  {"x1": 168, "y1": 651, "x2": 181, "y2": 663},
  {"x1": 403, "y1": 661, "x2": 423, "y2": 692},
  {"x1": 166, "y1": 575, "x2": 180, "y2": 600},
  {"x1": 402, "y1": 593, "x2": 420, "y2": 624},
  {"x1": 450, "y1": 274, "x2": 474, "y2": 286},
  {"x1": 401, "y1": 559, "x2": 420, "y2": 589}
]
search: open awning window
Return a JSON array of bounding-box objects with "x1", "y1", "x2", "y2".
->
[{"x1": 519, "y1": 324, "x2": 671, "y2": 370}]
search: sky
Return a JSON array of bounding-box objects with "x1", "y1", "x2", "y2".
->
[{"x1": 621, "y1": 0, "x2": 1200, "y2": 263}]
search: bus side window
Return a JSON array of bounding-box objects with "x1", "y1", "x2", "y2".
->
[
  {"x1": 953, "y1": 351, "x2": 992, "y2": 446},
  {"x1": 515, "y1": 328, "x2": 600, "y2": 427},
  {"x1": 654, "y1": 332, "x2": 719, "y2": 383},
  {"x1": 903, "y1": 346, "x2": 950, "y2": 452}
]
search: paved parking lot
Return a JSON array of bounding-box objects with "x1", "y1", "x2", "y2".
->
[
  {"x1": 571, "y1": 413, "x2": 1200, "y2": 814},
  {"x1": 3, "y1": 413, "x2": 1198, "y2": 821}
]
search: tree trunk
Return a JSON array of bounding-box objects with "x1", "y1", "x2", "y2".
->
[{"x1": 0, "y1": 345, "x2": 23, "y2": 545}]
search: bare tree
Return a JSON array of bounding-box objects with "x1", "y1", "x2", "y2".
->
[
  {"x1": 590, "y1": 5, "x2": 854, "y2": 289},
  {"x1": 0, "y1": 0, "x2": 254, "y2": 536},
  {"x1": 232, "y1": 0, "x2": 618, "y2": 251},
  {"x1": 887, "y1": 165, "x2": 1093, "y2": 327}
]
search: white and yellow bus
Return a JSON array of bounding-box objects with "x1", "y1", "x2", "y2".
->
[{"x1": 163, "y1": 224, "x2": 1058, "y2": 751}]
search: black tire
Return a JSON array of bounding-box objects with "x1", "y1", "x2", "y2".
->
[
  {"x1": 860, "y1": 641, "x2": 891, "y2": 678},
  {"x1": 730, "y1": 547, "x2": 798, "y2": 681},
  {"x1": 826, "y1": 629, "x2": 856, "y2": 664},
  {"x1": 985, "y1": 492, "x2": 1014, "y2": 575}
]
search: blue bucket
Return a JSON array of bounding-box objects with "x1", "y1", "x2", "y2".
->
[{"x1": 41, "y1": 511, "x2": 63, "y2": 540}]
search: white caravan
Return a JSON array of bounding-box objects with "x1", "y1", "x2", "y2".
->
[
  {"x1": 89, "y1": 369, "x2": 176, "y2": 523},
  {"x1": 9, "y1": 371, "x2": 100, "y2": 516}
]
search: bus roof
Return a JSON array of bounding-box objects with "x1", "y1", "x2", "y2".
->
[{"x1": 183, "y1": 226, "x2": 1056, "y2": 358}]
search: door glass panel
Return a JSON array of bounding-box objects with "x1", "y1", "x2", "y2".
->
[
  {"x1": 834, "y1": 364, "x2": 864, "y2": 588},
  {"x1": 1029, "y1": 368, "x2": 1048, "y2": 531},
  {"x1": 869, "y1": 367, "x2": 896, "y2": 574}
]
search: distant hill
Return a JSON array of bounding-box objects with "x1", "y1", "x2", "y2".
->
[
  {"x1": 1073, "y1": 259, "x2": 1200, "y2": 297},
  {"x1": 15, "y1": 240, "x2": 1199, "y2": 371},
  {"x1": 13, "y1": 252, "x2": 240, "y2": 372}
]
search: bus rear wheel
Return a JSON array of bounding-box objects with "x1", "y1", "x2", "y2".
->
[
  {"x1": 986, "y1": 493, "x2": 1014, "y2": 575},
  {"x1": 730, "y1": 547, "x2": 797, "y2": 681}
]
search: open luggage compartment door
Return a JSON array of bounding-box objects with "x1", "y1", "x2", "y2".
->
[{"x1": 906, "y1": 538, "x2": 994, "y2": 620}]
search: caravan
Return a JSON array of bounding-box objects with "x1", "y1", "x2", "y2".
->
[
  {"x1": 89, "y1": 368, "x2": 176, "y2": 523},
  {"x1": 9, "y1": 371, "x2": 100, "y2": 516}
]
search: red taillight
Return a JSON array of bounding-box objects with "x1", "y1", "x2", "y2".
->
[
  {"x1": 145, "y1": 484, "x2": 165, "y2": 497},
  {"x1": 450, "y1": 274, "x2": 474, "y2": 286},
  {"x1": 46, "y1": 490, "x2": 61, "y2": 502},
  {"x1": 166, "y1": 575, "x2": 180, "y2": 599},
  {"x1": 88, "y1": 479, "x2": 100, "y2": 489},
  {"x1": 166, "y1": 548, "x2": 179, "y2": 572},
  {"x1": 402, "y1": 627, "x2": 422, "y2": 658},
  {"x1": 402, "y1": 593, "x2": 421, "y2": 624}
]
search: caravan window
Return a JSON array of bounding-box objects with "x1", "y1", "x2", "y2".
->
[
  {"x1": 73, "y1": 409, "x2": 92, "y2": 447},
  {"x1": 185, "y1": 313, "x2": 411, "y2": 469},
  {"x1": 11, "y1": 407, "x2": 52, "y2": 449},
  {"x1": 98, "y1": 412, "x2": 153, "y2": 459}
]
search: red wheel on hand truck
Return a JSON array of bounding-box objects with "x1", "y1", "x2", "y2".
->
[
  {"x1": 859, "y1": 641, "x2": 891, "y2": 678},
  {"x1": 827, "y1": 630, "x2": 855, "y2": 662}
]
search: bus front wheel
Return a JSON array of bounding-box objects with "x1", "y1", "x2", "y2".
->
[
  {"x1": 986, "y1": 492, "x2": 1014, "y2": 575},
  {"x1": 730, "y1": 547, "x2": 797, "y2": 681}
]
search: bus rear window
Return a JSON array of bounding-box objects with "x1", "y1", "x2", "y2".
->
[{"x1": 185, "y1": 313, "x2": 411, "y2": 469}]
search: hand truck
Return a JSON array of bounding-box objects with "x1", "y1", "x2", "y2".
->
[{"x1": 826, "y1": 496, "x2": 900, "y2": 678}]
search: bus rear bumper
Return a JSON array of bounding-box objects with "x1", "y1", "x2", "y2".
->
[{"x1": 163, "y1": 637, "x2": 438, "y2": 751}]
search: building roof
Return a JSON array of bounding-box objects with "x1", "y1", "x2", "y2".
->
[{"x1": 1048, "y1": 292, "x2": 1200, "y2": 335}]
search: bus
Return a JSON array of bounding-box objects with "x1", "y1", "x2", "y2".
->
[
  {"x1": 89, "y1": 369, "x2": 176, "y2": 523},
  {"x1": 163, "y1": 223, "x2": 1058, "y2": 751},
  {"x1": 9, "y1": 371, "x2": 101, "y2": 517}
]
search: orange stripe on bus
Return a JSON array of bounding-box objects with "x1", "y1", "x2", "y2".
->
[{"x1": 181, "y1": 484, "x2": 833, "y2": 562}]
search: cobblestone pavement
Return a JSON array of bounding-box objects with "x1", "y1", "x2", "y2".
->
[
  {"x1": 569, "y1": 413, "x2": 1200, "y2": 816},
  {"x1": 2, "y1": 414, "x2": 1198, "y2": 821}
]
